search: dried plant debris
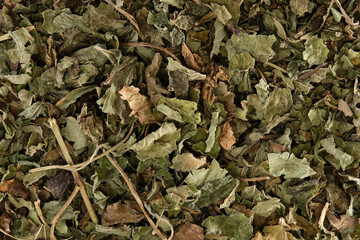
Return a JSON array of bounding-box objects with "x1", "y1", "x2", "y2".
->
[{"x1": 1, "y1": 0, "x2": 360, "y2": 239}]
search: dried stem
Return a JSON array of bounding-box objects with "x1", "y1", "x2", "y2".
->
[
  {"x1": 48, "y1": 118, "x2": 99, "y2": 224},
  {"x1": 50, "y1": 186, "x2": 80, "y2": 240},
  {"x1": 239, "y1": 176, "x2": 272, "y2": 182},
  {"x1": 318, "y1": 202, "x2": 330, "y2": 229},
  {"x1": 29, "y1": 123, "x2": 135, "y2": 173},
  {"x1": 35, "y1": 200, "x2": 48, "y2": 227},
  {"x1": 106, "y1": 154, "x2": 167, "y2": 240},
  {"x1": 119, "y1": 42, "x2": 181, "y2": 64},
  {"x1": 265, "y1": 62, "x2": 287, "y2": 74},
  {"x1": 104, "y1": 0, "x2": 141, "y2": 34}
]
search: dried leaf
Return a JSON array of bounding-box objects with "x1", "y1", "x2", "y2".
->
[
  {"x1": 119, "y1": 85, "x2": 156, "y2": 124},
  {"x1": 219, "y1": 122, "x2": 236, "y2": 150},
  {"x1": 171, "y1": 153, "x2": 206, "y2": 172},
  {"x1": 102, "y1": 200, "x2": 144, "y2": 226},
  {"x1": 173, "y1": 222, "x2": 204, "y2": 240}
]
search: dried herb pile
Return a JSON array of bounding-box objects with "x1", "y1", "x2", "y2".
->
[{"x1": 1, "y1": 0, "x2": 360, "y2": 239}]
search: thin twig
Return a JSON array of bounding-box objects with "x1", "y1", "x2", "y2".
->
[
  {"x1": 265, "y1": 62, "x2": 287, "y2": 74},
  {"x1": 119, "y1": 42, "x2": 181, "y2": 64},
  {"x1": 324, "y1": 99, "x2": 338, "y2": 110},
  {"x1": 49, "y1": 118, "x2": 99, "y2": 224},
  {"x1": 318, "y1": 202, "x2": 330, "y2": 229},
  {"x1": 35, "y1": 200, "x2": 48, "y2": 227},
  {"x1": 297, "y1": 62, "x2": 329, "y2": 81},
  {"x1": 29, "y1": 123, "x2": 135, "y2": 173},
  {"x1": 334, "y1": 0, "x2": 359, "y2": 26},
  {"x1": 50, "y1": 186, "x2": 80, "y2": 240},
  {"x1": 102, "y1": 57, "x2": 137, "y2": 86},
  {"x1": 106, "y1": 154, "x2": 167, "y2": 240},
  {"x1": 104, "y1": 0, "x2": 141, "y2": 34},
  {"x1": 239, "y1": 176, "x2": 272, "y2": 182}
]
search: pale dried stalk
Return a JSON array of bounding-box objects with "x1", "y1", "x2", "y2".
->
[
  {"x1": 104, "y1": 0, "x2": 141, "y2": 34},
  {"x1": 48, "y1": 118, "x2": 99, "y2": 224},
  {"x1": 35, "y1": 200, "x2": 48, "y2": 227},
  {"x1": 265, "y1": 62, "x2": 287, "y2": 73},
  {"x1": 239, "y1": 176, "x2": 272, "y2": 182},
  {"x1": 50, "y1": 186, "x2": 80, "y2": 240},
  {"x1": 105, "y1": 154, "x2": 167, "y2": 240},
  {"x1": 318, "y1": 202, "x2": 330, "y2": 229},
  {"x1": 30, "y1": 123, "x2": 134, "y2": 173}
]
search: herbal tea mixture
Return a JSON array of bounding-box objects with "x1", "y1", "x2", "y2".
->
[{"x1": 0, "y1": 0, "x2": 360, "y2": 239}]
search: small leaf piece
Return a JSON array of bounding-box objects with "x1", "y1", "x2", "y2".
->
[
  {"x1": 173, "y1": 222, "x2": 204, "y2": 240},
  {"x1": 268, "y1": 152, "x2": 316, "y2": 179},
  {"x1": 219, "y1": 122, "x2": 236, "y2": 150},
  {"x1": 102, "y1": 201, "x2": 144, "y2": 226},
  {"x1": 171, "y1": 153, "x2": 206, "y2": 172},
  {"x1": 119, "y1": 85, "x2": 156, "y2": 124},
  {"x1": 303, "y1": 36, "x2": 329, "y2": 67},
  {"x1": 202, "y1": 208, "x2": 253, "y2": 240}
]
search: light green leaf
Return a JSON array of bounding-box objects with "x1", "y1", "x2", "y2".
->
[
  {"x1": 212, "y1": 3, "x2": 232, "y2": 25},
  {"x1": 61, "y1": 117, "x2": 89, "y2": 154},
  {"x1": 201, "y1": 0, "x2": 243, "y2": 23},
  {"x1": 155, "y1": 95, "x2": 201, "y2": 124},
  {"x1": 42, "y1": 201, "x2": 78, "y2": 234},
  {"x1": 82, "y1": 3, "x2": 126, "y2": 32},
  {"x1": 320, "y1": 136, "x2": 354, "y2": 170},
  {"x1": 160, "y1": 0, "x2": 185, "y2": 8},
  {"x1": 264, "y1": 88, "x2": 293, "y2": 123},
  {"x1": 290, "y1": 0, "x2": 309, "y2": 16},
  {"x1": 4, "y1": 74, "x2": 31, "y2": 85},
  {"x1": 190, "y1": 176, "x2": 238, "y2": 209},
  {"x1": 252, "y1": 198, "x2": 285, "y2": 218},
  {"x1": 56, "y1": 85, "x2": 96, "y2": 110},
  {"x1": 268, "y1": 152, "x2": 316, "y2": 179},
  {"x1": 131, "y1": 122, "x2": 181, "y2": 161},
  {"x1": 302, "y1": 36, "x2": 329, "y2": 67},
  {"x1": 202, "y1": 208, "x2": 253, "y2": 240},
  {"x1": 185, "y1": 159, "x2": 227, "y2": 187},
  {"x1": 205, "y1": 111, "x2": 221, "y2": 152},
  {"x1": 71, "y1": 44, "x2": 109, "y2": 68},
  {"x1": 210, "y1": 19, "x2": 226, "y2": 58},
  {"x1": 229, "y1": 52, "x2": 255, "y2": 71},
  {"x1": 226, "y1": 33, "x2": 276, "y2": 63},
  {"x1": 19, "y1": 102, "x2": 47, "y2": 120}
]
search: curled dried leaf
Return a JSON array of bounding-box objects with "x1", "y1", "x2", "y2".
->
[{"x1": 119, "y1": 86, "x2": 156, "y2": 124}]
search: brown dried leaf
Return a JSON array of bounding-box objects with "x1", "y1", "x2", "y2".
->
[
  {"x1": 0, "y1": 179, "x2": 13, "y2": 193},
  {"x1": 45, "y1": 171, "x2": 72, "y2": 199},
  {"x1": 219, "y1": 122, "x2": 236, "y2": 150},
  {"x1": 182, "y1": 42, "x2": 201, "y2": 72},
  {"x1": 0, "y1": 213, "x2": 11, "y2": 233},
  {"x1": 2, "y1": 179, "x2": 30, "y2": 199},
  {"x1": 338, "y1": 99, "x2": 353, "y2": 117},
  {"x1": 102, "y1": 200, "x2": 144, "y2": 226},
  {"x1": 269, "y1": 141, "x2": 287, "y2": 153},
  {"x1": 173, "y1": 222, "x2": 204, "y2": 240},
  {"x1": 171, "y1": 153, "x2": 207, "y2": 172},
  {"x1": 119, "y1": 86, "x2": 156, "y2": 124},
  {"x1": 327, "y1": 211, "x2": 358, "y2": 232}
]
